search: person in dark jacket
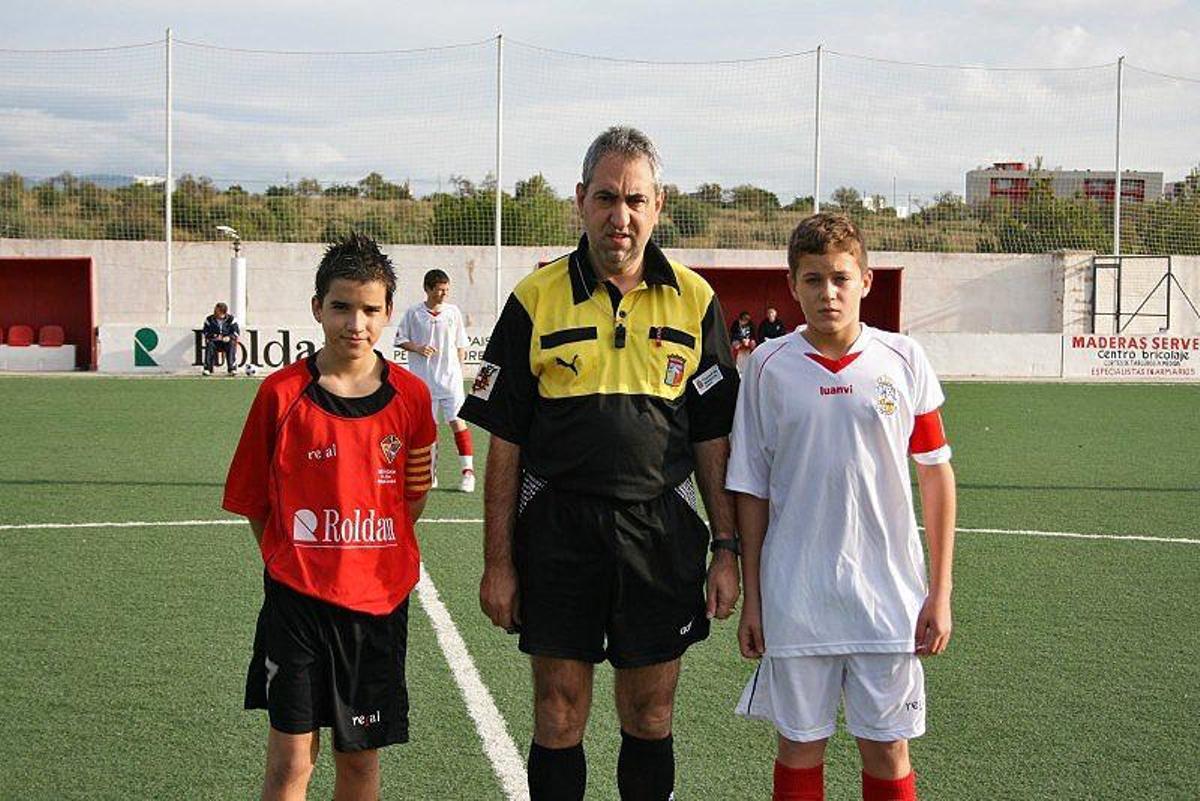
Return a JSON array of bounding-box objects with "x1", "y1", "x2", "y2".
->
[
  {"x1": 202, "y1": 302, "x2": 240, "y2": 375},
  {"x1": 758, "y1": 307, "x2": 787, "y2": 341},
  {"x1": 731, "y1": 310, "x2": 757, "y2": 373}
]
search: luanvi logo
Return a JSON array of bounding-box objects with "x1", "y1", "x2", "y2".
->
[
  {"x1": 134, "y1": 328, "x2": 159, "y2": 367},
  {"x1": 819, "y1": 385, "x2": 853, "y2": 396}
]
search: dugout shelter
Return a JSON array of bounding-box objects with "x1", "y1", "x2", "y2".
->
[
  {"x1": 0, "y1": 256, "x2": 96, "y2": 370},
  {"x1": 695, "y1": 265, "x2": 903, "y2": 333}
]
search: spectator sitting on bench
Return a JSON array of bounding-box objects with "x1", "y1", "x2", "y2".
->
[{"x1": 203, "y1": 302, "x2": 240, "y2": 376}]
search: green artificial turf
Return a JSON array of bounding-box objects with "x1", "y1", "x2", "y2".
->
[{"x1": 1, "y1": 376, "x2": 1197, "y2": 799}]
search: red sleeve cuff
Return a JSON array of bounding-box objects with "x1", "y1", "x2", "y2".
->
[{"x1": 909, "y1": 408, "x2": 947, "y2": 455}]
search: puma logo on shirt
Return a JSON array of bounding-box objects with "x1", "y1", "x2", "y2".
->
[{"x1": 555, "y1": 354, "x2": 581, "y2": 375}]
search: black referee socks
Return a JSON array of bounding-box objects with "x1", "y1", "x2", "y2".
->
[
  {"x1": 617, "y1": 730, "x2": 675, "y2": 801},
  {"x1": 528, "y1": 741, "x2": 586, "y2": 801}
]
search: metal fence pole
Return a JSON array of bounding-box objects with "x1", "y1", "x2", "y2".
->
[
  {"x1": 813, "y1": 44, "x2": 822, "y2": 214},
  {"x1": 1113, "y1": 56, "x2": 1124, "y2": 256},
  {"x1": 165, "y1": 27, "x2": 174, "y2": 325},
  {"x1": 494, "y1": 33, "x2": 504, "y2": 320}
]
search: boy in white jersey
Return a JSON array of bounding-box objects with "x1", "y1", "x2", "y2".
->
[
  {"x1": 727, "y1": 213, "x2": 956, "y2": 801},
  {"x1": 395, "y1": 269, "x2": 476, "y2": 492}
]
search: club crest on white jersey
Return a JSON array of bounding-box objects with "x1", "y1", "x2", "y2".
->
[{"x1": 874, "y1": 374, "x2": 899, "y2": 416}]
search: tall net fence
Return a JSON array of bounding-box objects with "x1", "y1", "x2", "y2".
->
[
  {"x1": 502, "y1": 42, "x2": 815, "y2": 250},
  {"x1": 0, "y1": 42, "x2": 163, "y2": 240},
  {"x1": 1122, "y1": 66, "x2": 1200, "y2": 255},
  {"x1": 1, "y1": 36, "x2": 1198, "y2": 254},
  {"x1": 172, "y1": 39, "x2": 496, "y2": 245},
  {"x1": 821, "y1": 53, "x2": 1117, "y2": 253}
]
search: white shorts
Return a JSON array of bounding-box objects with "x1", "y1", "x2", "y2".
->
[
  {"x1": 431, "y1": 390, "x2": 465, "y2": 424},
  {"x1": 735, "y1": 653, "x2": 925, "y2": 743}
]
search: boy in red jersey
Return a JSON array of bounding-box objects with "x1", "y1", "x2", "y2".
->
[
  {"x1": 728, "y1": 213, "x2": 957, "y2": 801},
  {"x1": 223, "y1": 232, "x2": 436, "y2": 801}
]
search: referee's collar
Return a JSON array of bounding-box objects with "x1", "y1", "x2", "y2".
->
[{"x1": 568, "y1": 234, "x2": 680, "y2": 305}]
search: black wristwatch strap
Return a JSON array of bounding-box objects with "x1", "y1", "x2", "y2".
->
[{"x1": 709, "y1": 536, "x2": 741, "y2": 555}]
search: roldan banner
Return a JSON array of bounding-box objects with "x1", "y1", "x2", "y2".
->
[{"x1": 98, "y1": 325, "x2": 490, "y2": 375}]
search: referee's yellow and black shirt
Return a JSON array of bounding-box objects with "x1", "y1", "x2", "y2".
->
[{"x1": 460, "y1": 234, "x2": 739, "y2": 502}]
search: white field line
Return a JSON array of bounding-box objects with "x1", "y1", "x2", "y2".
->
[
  {"x1": 929, "y1": 526, "x2": 1198, "y2": 545},
  {"x1": 0, "y1": 514, "x2": 528, "y2": 799},
  {"x1": 0, "y1": 518, "x2": 484, "y2": 531},
  {"x1": 415, "y1": 563, "x2": 529, "y2": 801},
  {"x1": 1, "y1": 516, "x2": 1194, "y2": 798},
  {"x1": 0, "y1": 518, "x2": 1197, "y2": 546}
]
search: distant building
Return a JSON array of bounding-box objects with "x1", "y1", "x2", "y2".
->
[
  {"x1": 965, "y1": 162, "x2": 1163, "y2": 206},
  {"x1": 1165, "y1": 172, "x2": 1200, "y2": 201}
]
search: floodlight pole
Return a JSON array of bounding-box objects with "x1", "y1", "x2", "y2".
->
[
  {"x1": 231, "y1": 240, "x2": 247, "y2": 325},
  {"x1": 165, "y1": 27, "x2": 175, "y2": 324},
  {"x1": 494, "y1": 33, "x2": 504, "y2": 320},
  {"x1": 1112, "y1": 56, "x2": 1124, "y2": 256},
  {"x1": 813, "y1": 45, "x2": 823, "y2": 215}
]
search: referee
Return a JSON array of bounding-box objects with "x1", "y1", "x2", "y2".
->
[{"x1": 461, "y1": 126, "x2": 740, "y2": 801}]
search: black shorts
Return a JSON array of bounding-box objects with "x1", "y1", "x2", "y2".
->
[
  {"x1": 245, "y1": 573, "x2": 410, "y2": 752},
  {"x1": 513, "y1": 475, "x2": 711, "y2": 668}
]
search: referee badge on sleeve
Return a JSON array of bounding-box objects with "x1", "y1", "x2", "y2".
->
[{"x1": 471, "y1": 361, "x2": 501, "y2": 400}]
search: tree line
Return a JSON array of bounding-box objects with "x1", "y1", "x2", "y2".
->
[{"x1": 2, "y1": 167, "x2": 1198, "y2": 254}]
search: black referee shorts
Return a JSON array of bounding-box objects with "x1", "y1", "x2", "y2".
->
[
  {"x1": 245, "y1": 573, "x2": 410, "y2": 752},
  {"x1": 513, "y1": 475, "x2": 711, "y2": 668}
]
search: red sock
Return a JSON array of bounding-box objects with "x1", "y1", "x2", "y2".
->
[
  {"x1": 773, "y1": 761, "x2": 823, "y2": 801},
  {"x1": 862, "y1": 770, "x2": 917, "y2": 801},
  {"x1": 453, "y1": 428, "x2": 474, "y2": 457}
]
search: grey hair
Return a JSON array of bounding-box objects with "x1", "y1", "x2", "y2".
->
[{"x1": 580, "y1": 126, "x2": 663, "y2": 191}]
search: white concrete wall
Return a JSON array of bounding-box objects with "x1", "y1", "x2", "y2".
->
[
  {"x1": 656, "y1": 247, "x2": 1066, "y2": 333},
  {"x1": 1167, "y1": 256, "x2": 1200, "y2": 335},
  {"x1": 915, "y1": 333, "x2": 1063, "y2": 379},
  {"x1": 3, "y1": 238, "x2": 1197, "y2": 338}
]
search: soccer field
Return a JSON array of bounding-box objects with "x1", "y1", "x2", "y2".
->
[{"x1": 1, "y1": 376, "x2": 1197, "y2": 800}]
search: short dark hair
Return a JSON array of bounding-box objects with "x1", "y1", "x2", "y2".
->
[
  {"x1": 787, "y1": 212, "x2": 868, "y2": 277},
  {"x1": 423, "y1": 269, "x2": 450, "y2": 290},
  {"x1": 315, "y1": 232, "x2": 396, "y2": 306}
]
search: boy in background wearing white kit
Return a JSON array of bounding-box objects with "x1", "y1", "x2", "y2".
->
[
  {"x1": 395, "y1": 269, "x2": 476, "y2": 492},
  {"x1": 727, "y1": 213, "x2": 957, "y2": 801}
]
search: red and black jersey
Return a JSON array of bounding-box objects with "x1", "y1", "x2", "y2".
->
[{"x1": 223, "y1": 354, "x2": 436, "y2": 615}]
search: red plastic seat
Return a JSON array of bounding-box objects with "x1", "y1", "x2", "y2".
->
[
  {"x1": 0, "y1": 326, "x2": 5, "y2": 344},
  {"x1": 7, "y1": 324, "x2": 33, "y2": 347},
  {"x1": 38, "y1": 325, "x2": 65, "y2": 347}
]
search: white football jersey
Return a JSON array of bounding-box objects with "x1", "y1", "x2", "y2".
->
[
  {"x1": 395, "y1": 302, "x2": 468, "y2": 399},
  {"x1": 726, "y1": 324, "x2": 951, "y2": 657}
]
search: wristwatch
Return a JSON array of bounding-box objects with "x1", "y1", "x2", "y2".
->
[{"x1": 709, "y1": 534, "x2": 741, "y2": 556}]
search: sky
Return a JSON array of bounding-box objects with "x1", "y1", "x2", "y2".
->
[
  {"x1": 6, "y1": 0, "x2": 1200, "y2": 73},
  {"x1": 3, "y1": 0, "x2": 1198, "y2": 203}
]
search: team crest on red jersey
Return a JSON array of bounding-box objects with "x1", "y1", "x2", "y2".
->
[
  {"x1": 380, "y1": 434, "x2": 404, "y2": 464},
  {"x1": 664, "y1": 355, "x2": 686, "y2": 387}
]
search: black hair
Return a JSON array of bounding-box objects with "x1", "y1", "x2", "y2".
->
[
  {"x1": 423, "y1": 268, "x2": 450, "y2": 290},
  {"x1": 315, "y1": 232, "x2": 396, "y2": 306}
]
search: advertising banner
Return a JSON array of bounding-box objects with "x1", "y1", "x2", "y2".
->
[
  {"x1": 1061, "y1": 334, "x2": 1200, "y2": 381},
  {"x1": 98, "y1": 325, "x2": 491, "y2": 375}
]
